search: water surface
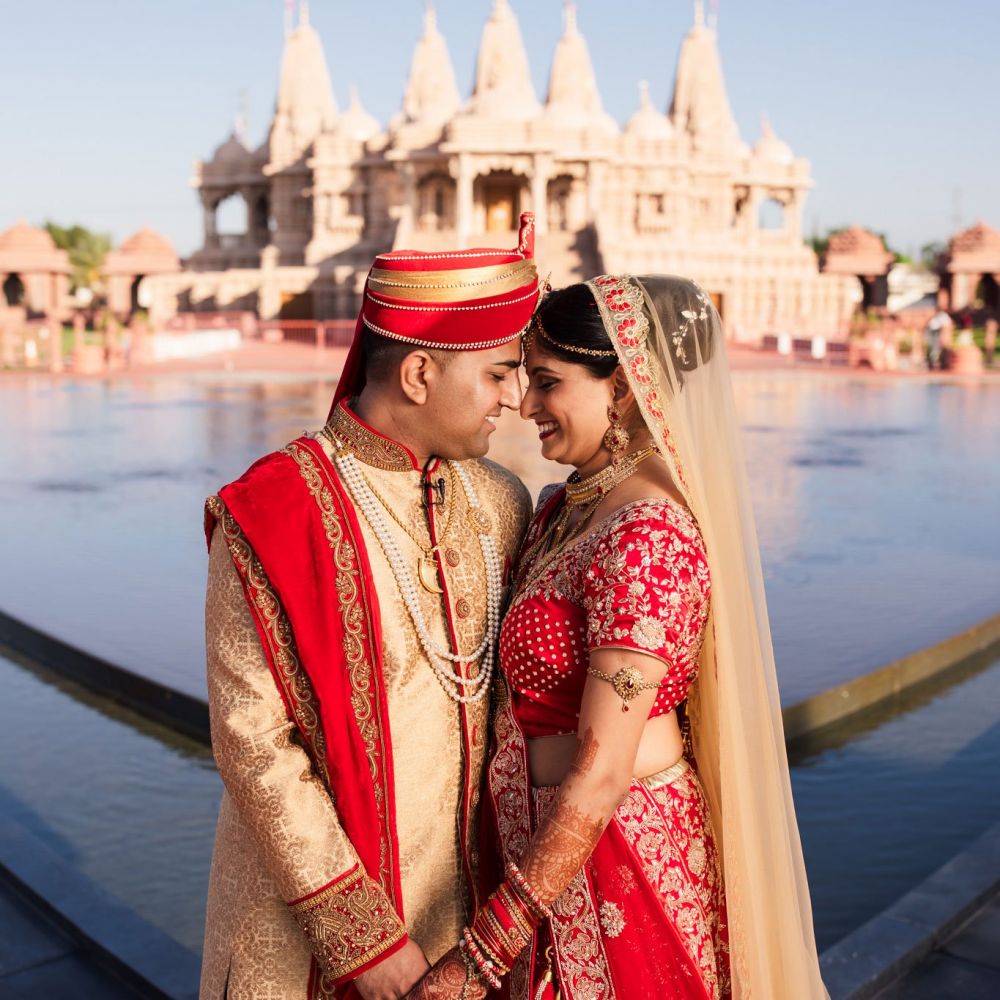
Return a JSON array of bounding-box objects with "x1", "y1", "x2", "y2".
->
[{"x1": 1, "y1": 371, "x2": 997, "y2": 703}]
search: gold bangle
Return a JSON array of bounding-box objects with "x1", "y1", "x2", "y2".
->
[
  {"x1": 586, "y1": 664, "x2": 664, "y2": 713},
  {"x1": 497, "y1": 883, "x2": 536, "y2": 939}
]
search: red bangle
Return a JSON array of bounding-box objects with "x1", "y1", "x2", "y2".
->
[
  {"x1": 497, "y1": 882, "x2": 536, "y2": 939},
  {"x1": 473, "y1": 898, "x2": 524, "y2": 970}
]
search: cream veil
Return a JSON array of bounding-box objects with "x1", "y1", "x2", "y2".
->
[{"x1": 586, "y1": 274, "x2": 828, "y2": 999}]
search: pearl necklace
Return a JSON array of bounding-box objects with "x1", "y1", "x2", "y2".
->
[{"x1": 336, "y1": 450, "x2": 502, "y2": 704}]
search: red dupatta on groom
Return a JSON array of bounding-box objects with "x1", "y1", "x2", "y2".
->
[{"x1": 206, "y1": 435, "x2": 406, "y2": 992}]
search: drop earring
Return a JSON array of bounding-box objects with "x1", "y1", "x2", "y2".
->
[{"x1": 603, "y1": 403, "x2": 630, "y2": 459}]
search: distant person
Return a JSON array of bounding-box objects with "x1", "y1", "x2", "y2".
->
[
  {"x1": 984, "y1": 316, "x2": 998, "y2": 366},
  {"x1": 199, "y1": 218, "x2": 537, "y2": 999},
  {"x1": 412, "y1": 276, "x2": 828, "y2": 998},
  {"x1": 925, "y1": 308, "x2": 951, "y2": 369}
]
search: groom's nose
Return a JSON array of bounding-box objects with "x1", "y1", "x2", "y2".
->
[{"x1": 499, "y1": 374, "x2": 523, "y2": 410}]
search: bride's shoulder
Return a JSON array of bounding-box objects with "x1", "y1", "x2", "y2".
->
[
  {"x1": 533, "y1": 481, "x2": 565, "y2": 517},
  {"x1": 592, "y1": 494, "x2": 703, "y2": 557}
]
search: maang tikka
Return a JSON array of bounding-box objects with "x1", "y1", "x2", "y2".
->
[{"x1": 603, "y1": 403, "x2": 630, "y2": 458}]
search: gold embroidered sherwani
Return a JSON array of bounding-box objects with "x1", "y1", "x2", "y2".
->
[{"x1": 201, "y1": 406, "x2": 531, "y2": 1000}]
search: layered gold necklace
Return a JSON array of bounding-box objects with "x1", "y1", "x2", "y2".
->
[{"x1": 516, "y1": 445, "x2": 658, "y2": 589}]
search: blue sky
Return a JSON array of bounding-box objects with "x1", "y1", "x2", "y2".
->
[{"x1": 2, "y1": 0, "x2": 997, "y2": 258}]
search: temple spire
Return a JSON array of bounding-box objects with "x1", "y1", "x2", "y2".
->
[
  {"x1": 465, "y1": 0, "x2": 539, "y2": 120},
  {"x1": 543, "y1": 0, "x2": 615, "y2": 133},
  {"x1": 269, "y1": 2, "x2": 337, "y2": 167},
  {"x1": 669, "y1": 4, "x2": 741, "y2": 153},
  {"x1": 396, "y1": 1, "x2": 460, "y2": 127},
  {"x1": 694, "y1": 0, "x2": 705, "y2": 28},
  {"x1": 564, "y1": 0, "x2": 578, "y2": 35}
]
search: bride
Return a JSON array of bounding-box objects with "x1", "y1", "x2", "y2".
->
[{"x1": 409, "y1": 275, "x2": 827, "y2": 999}]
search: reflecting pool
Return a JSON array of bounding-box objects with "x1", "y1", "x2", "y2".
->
[{"x1": 1, "y1": 371, "x2": 998, "y2": 703}]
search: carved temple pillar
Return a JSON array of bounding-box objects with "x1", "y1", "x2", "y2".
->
[
  {"x1": 399, "y1": 163, "x2": 417, "y2": 241},
  {"x1": 202, "y1": 192, "x2": 218, "y2": 249},
  {"x1": 456, "y1": 154, "x2": 474, "y2": 248},
  {"x1": 531, "y1": 155, "x2": 550, "y2": 236},
  {"x1": 585, "y1": 160, "x2": 606, "y2": 226}
]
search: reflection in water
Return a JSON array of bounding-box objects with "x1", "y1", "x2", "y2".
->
[
  {"x1": 792, "y1": 656, "x2": 1000, "y2": 948},
  {"x1": 0, "y1": 373, "x2": 998, "y2": 703},
  {"x1": 0, "y1": 650, "x2": 219, "y2": 953}
]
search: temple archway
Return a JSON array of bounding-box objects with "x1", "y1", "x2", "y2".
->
[
  {"x1": 974, "y1": 274, "x2": 999, "y2": 312},
  {"x1": 475, "y1": 172, "x2": 525, "y2": 233},
  {"x1": 214, "y1": 192, "x2": 247, "y2": 244},
  {"x1": 130, "y1": 275, "x2": 146, "y2": 314},
  {"x1": 3, "y1": 273, "x2": 25, "y2": 307},
  {"x1": 252, "y1": 193, "x2": 273, "y2": 244}
]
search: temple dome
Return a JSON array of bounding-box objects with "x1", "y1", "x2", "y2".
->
[
  {"x1": 119, "y1": 227, "x2": 177, "y2": 258},
  {"x1": 821, "y1": 225, "x2": 894, "y2": 276},
  {"x1": 464, "y1": 0, "x2": 540, "y2": 120},
  {"x1": 103, "y1": 227, "x2": 180, "y2": 277},
  {"x1": 625, "y1": 82, "x2": 674, "y2": 140},
  {"x1": 396, "y1": 4, "x2": 461, "y2": 127},
  {"x1": 542, "y1": 2, "x2": 617, "y2": 134},
  {"x1": 337, "y1": 85, "x2": 380, "y2": 142},
  {"x1": 949, "y1": 219, "x2": 1000, "y2": 254},
  {"x1": 0, "y1": 221, "x2": 71, "y2": 274},
  {"x1": 827, "y1": 225, "x2": 887, "y2": 257},
  {"x1": 211, "y1": 132, "x2": 250, "y2": 162},
  {"x1": 0, "y1": 221, "x2": 58, "y2": 253},
  {"x1": 668, "y1": 2, "x2": 742, "y2": 153},
  {"x1": 753, "y1": 118, "x2": 794, "y2": 164}
]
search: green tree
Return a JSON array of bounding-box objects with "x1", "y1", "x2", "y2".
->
[
  {"x1": 44, "y1": 222, "x2": 112, "y2": 292},
  {"x1": 920, "y1": 241, "x2": 946, "y2": 271}
]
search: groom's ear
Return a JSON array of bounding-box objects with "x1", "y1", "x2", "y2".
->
[{"x1": 398, "y1": 350, "x2": 435, "y2": 405}]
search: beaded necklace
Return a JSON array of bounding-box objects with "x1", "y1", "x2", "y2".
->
[
  {"x1": 334, "y1": 447, "x2": 502, "y2": 704},
  {"x1": 355, "y1": 461, "x2": 457, "y2": 594},
  {"x1": 515, "y1": 446, "x2": 657, "y2": 593}
]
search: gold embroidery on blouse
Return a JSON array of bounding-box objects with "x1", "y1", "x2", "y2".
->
[
  {"x1": 206, "y1": 494, "x2": 331, "y2": 788},
  {"x1": 326, "y1": 403, "x2": 414, "y2": 471}
]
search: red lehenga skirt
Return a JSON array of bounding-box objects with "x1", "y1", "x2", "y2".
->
[{"x1": 486, "y1": 679, "x2": 731, "y2": 1000}]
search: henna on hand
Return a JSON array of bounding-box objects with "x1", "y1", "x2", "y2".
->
[
  {"x1": 569, "y1": 725, "x2": 599, "y2": 778},
  {"x1": 522, "y1": 727, "x2": 609, "y2": 905},
  {"x1": 404, "y1": 946, "x2": 487, "y2": 1000},
  {"x1": 523, "y1": 796, "x2": 605, "y2": 904}
]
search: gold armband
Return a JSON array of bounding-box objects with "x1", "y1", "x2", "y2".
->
[{"x1": 586, "y1": 664, "x2": 663, "y2": 713}]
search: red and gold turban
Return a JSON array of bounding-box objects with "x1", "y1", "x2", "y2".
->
[{"x1": 332, "y1": 213, "x2": 538, "y2": 406}]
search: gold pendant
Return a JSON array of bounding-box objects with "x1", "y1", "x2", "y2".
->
[
  {"x1": 418, "y1": 556, "x2": 444, "y2": 594},
  {"x1": 466, "y1": 508, "x2": 493, "y2": 534}
]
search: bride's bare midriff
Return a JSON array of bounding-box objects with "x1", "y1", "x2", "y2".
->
[{"x1": 528, "y1": 712, "x2": 683, "y2": 788}]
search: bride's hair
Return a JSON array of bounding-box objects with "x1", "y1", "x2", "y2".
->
[{"x1": 531, "y1": 284, "x2": 618, "y2": 378}]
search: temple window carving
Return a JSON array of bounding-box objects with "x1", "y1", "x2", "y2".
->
[{"x1": 416, "y1": 173, "x2": 455, "y2": 232}]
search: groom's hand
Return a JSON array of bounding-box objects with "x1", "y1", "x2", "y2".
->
[{"x1": 355, "y1": 939, "x2": 430, "y2": 1000}]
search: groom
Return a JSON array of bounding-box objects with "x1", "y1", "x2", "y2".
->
[{"x1": 200, "y1": 217, "x2": 537, "y2": 999}]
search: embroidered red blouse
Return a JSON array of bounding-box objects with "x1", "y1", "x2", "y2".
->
[{"x1": 499, "y1": 497, "x2": 711, "y2": 739}]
